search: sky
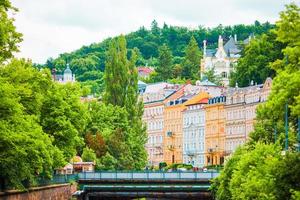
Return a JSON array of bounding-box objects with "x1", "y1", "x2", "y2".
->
[{"x1": 11, "y1": 0, "x2": 297, "y2": 63}]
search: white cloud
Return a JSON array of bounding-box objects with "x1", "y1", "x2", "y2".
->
[{"x1": 11, "y1": 0, "x2": 297, "y2": 63}]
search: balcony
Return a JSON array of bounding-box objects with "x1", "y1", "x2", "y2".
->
[
  {"x1": 167, "y1": 145, "x2": 175, "y2": 151},
  {"x1": 185, "y1": 149, "x2": 197, "y2": 156},
  {"x1": 207, "y1": 148, "x2": 217, "y2": 153}
]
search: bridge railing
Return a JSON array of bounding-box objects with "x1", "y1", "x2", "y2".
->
[{"x1": 78, "y1": 171, "x2": 219, "y2": 180}]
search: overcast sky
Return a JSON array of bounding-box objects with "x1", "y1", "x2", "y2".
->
[{"x1": 11, "y1": 0, "x2": 297, "y2": 63}]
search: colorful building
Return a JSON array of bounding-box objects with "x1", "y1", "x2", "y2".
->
[
  {"x1": 162, "y1": 85, "x2": 190, "y2": 165},
  {"x1": 142, "y1": 82, "x2": 178, "y2": 166},
  {"x1": 205, "y1": 96, "x2": 226, "y2": 166},
  {"x1": 182, "y1": 92, "x2": 209, "y2": 167}
]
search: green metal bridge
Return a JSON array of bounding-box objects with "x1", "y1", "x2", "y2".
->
[{"x1": 73, "y1": 171, "x2": 219, "y2": 200}]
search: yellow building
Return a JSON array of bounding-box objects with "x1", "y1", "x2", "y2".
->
[
  {"x1": 205, "y1": 96, "x2": 226, "y2": 166},
  {"x1": 162, "y1": 85, "x2": 189, "y2": 165}
]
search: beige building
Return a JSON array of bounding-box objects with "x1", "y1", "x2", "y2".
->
[
  {"x1": 142, "y1": 83, "x2": 179, "y2": 166},
  {"x1": 225, "y1": 78, "x2": 272, "y2": 155}
]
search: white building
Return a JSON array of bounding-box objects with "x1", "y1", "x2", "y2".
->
[
  {"x1": 182, "y1": 92, "x2": 209, "y2": 168},
  {"x1": 201, "y1": 35, "x2": 241, "y2": 86},
  {"x1": 53, "y1": 64, "x2": 76, "y2": 83}
]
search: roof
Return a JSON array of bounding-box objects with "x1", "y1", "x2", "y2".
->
[
  {"x1": 205, "y1": 49, "x2": 216, "y2": 57},
  {"x1": 138, "y1": 67, "x2": 154, "y2": 74},
  {"x1": 73, "y1": 162, "x2": 95, "y2": 166},
  {"x1": 224, "y1": 37, "x2": 240, "y2": 56},
  {"x1": 64, "y1": 65, "x2": 72, "y2": 74},
  {"x1": 184, "y1": 92, "x2": 210, "y2": 106},
  {"x1": 144, "y1": 82, "x2": 174, "y2": 93},
  {"x1": 199, "y1": 79, "x2": 217, "y2": 86},
  {"x1": 226, "y1": 84, "x2": 264, "y2": 96},
  {"x1": 138, "y1": 80, "x2": 147, "y2": 86}
]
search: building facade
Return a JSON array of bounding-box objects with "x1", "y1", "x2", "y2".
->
[
  {"x1": 162, "y1": 85, "x2": 190, "y2": 165},
  {"x1": 142, "y1": 82, "x2": 178, "y2": 166},
  {"x1": 182, "y1": 92, "x2": 209, "y2": 168},
  {"x1": 205, "y1": 96, "x2": 226, "y2": 166},
  {"x1": 201, "y1": 35, "x2": 241, "y2": 86},
  {"x1": 224, "y1": 78, "x2": 273, "y2": 155}
]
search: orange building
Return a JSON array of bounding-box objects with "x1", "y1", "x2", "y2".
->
[
  {"x1": 162, "y1": 85, "x2": 190, "y2": 165},
  {"x1": 205, "y1": 96, "x2": 226, "y2": 166}
]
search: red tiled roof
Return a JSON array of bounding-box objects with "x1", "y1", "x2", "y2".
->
[{"x1": 138, "y1": 67, "x2": 154, "y2": 74}]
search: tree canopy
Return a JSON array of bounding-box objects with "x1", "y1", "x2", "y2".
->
[
  {"x1": 41, "y1": 20, "x2": 274, "y2": 88},
  {"x1": 0, "y1": 0, "x2": 22, "y2": 63}
]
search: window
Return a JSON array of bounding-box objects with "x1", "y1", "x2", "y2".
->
[{"x1": 221, "y1": 71, "x2": 227, "y2": 78}]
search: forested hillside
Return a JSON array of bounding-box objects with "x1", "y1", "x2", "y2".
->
[{"x1": 40, "y1": 21, "x2": 273, "y2": 94}]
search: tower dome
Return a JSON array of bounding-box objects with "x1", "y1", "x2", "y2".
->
[
  {"x1": 63, "y1": 64, "x2": 73, "y2": 82},
  {"x1": 64, "y1": 64, "x2": 72, "y2": 74}
]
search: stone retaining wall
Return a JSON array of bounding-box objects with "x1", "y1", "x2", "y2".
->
[{"x1": 0, "y1": 183, "x2": 77, "y2": 200}]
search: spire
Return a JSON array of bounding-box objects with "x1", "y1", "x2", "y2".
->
[
  {"x1": 234, "y1": 34, "x2": 237, "y2": 43},
  {"x1": 218, "y1": 35, "x2": 223, "y2": 48},
  {"x1": 203, "y1": 40, "x2": 207, "y2": 57}
]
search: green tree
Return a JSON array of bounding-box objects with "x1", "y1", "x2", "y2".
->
[
  {"x1": 40, "y1": 83, "x2": 89, "y2": 160},
  {"x1": 211, "y1": 143, "x2": 300, "y2": 200},
  {"x1": 202, "y1": 68, "x2": 222, "y2": 86},
  {"x1": 151, "y1": 20, "x2": 160, "y2": 36},
  {"x1": 181, "y1": 36, "x2": 202, "y2": 79},
  {"x1": 96, "y1": 152, "x2": 118, "y2": 170},
  {"x1": 230, "y1": 32, "x2": 284, "y2": 87},
  {"x1": 250, "y1": 3, "x2": 300, "y2": 145},
  {"x1": 0, "y1": 60, "x2": 65, "y2": 189},
  {"x1": 156, "y1": 44, "x2": 173, "y2": 81},
  {"x1": 0, "y1": 0, "x2": 22, "y2": 63},
  {"x1": 103, "y1": 36, "x2": 147, "y2": 169},
  {"x1": 212, "y1": 4, "x2": 300, "y2": 200},
  {"x1": 81, "y1": 147, "x2": 96, "y2": 162},
  {"x1": 103, "y1": 35, "x2": 129, "y2": 106}
]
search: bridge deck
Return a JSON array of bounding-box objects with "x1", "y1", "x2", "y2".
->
[
  {"x1": 83, "y1": 184, "x2": 210, "y2": 192},
  {"x1": 78, "y1": 171, "x2": 219, "y2": 182},
  {"x1": 74, "y1": 171, "x2": 219, "y2": 199}
]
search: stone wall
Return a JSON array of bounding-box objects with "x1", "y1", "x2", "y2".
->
[{"x1": 0, "y1": 183, "x2": 77, "y2": 200}]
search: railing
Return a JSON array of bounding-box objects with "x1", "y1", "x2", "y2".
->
[
  {"x1": 78, "y1": 171, "x2": 219, "y2": 181},
  {"x1": 36, "y1": 174, "x2": 78, "y2": 186}
]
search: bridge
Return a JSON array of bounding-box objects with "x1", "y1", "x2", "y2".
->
[{"x1": 73, "y1": 171, "x2": 219, "y2": 200}]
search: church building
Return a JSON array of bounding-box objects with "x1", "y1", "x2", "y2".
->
[{"x1": 52, "y1": 64, "x2": 76, "y2": 83}]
